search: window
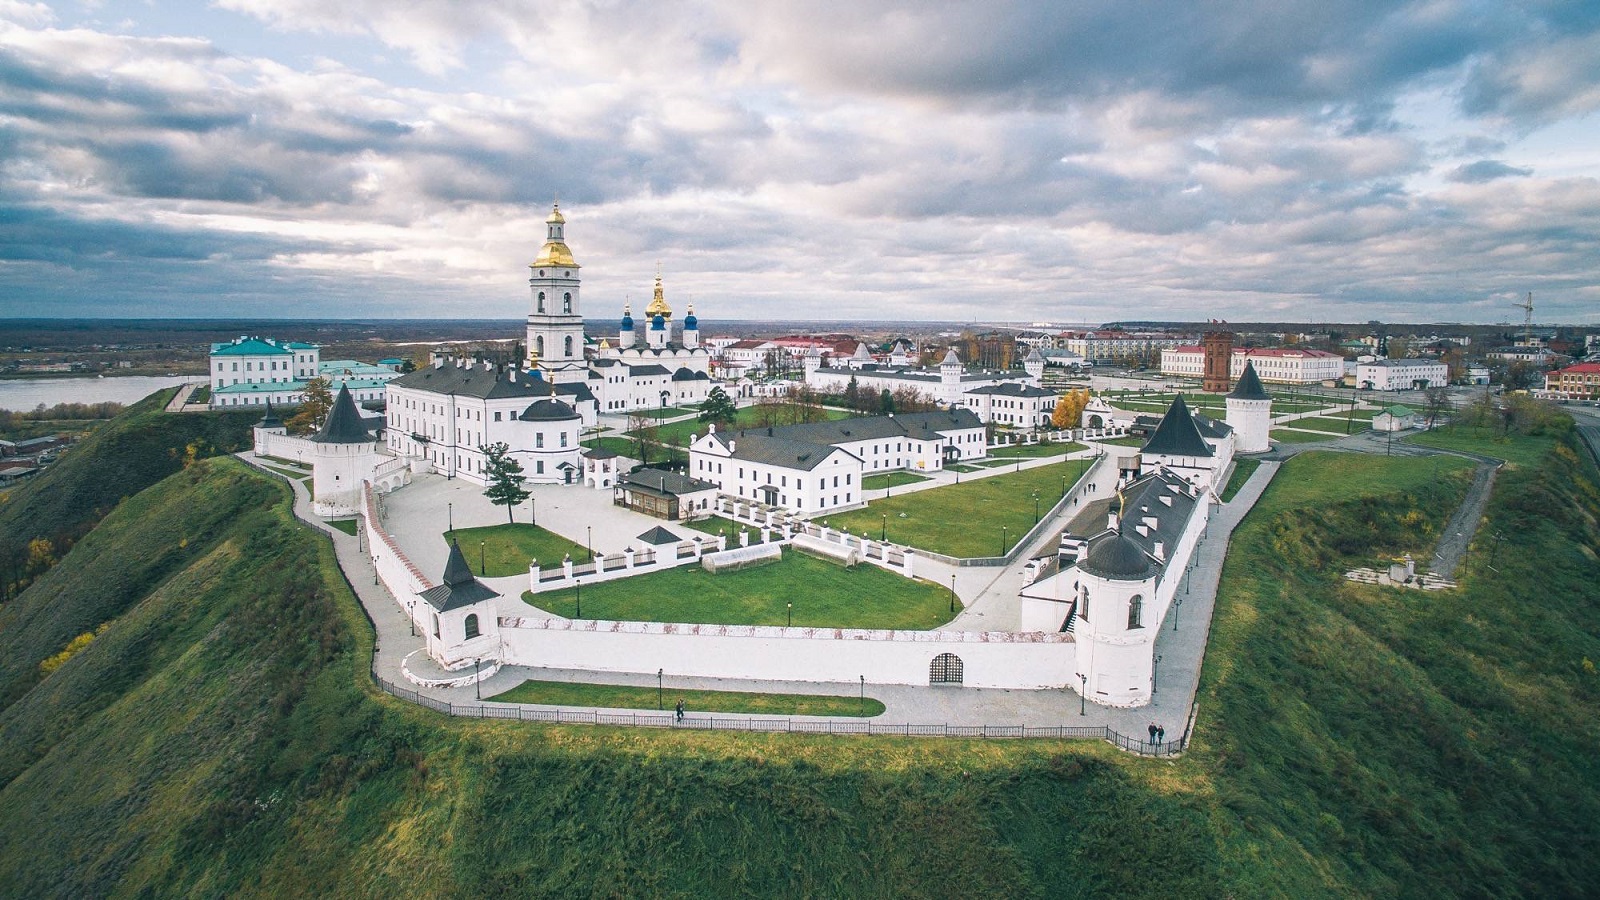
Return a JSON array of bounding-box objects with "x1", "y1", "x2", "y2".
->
[
  {"x1": 536, "y1": 336, "x2": 545, "y2": 356},
  {"x1": 1128, "y1": 595, "x2": 1143, "y2": 629},
  {"x1": 464, "y1": 614, "x2": 480, "y2": 639},
  {"x1": 560, "y1": 432, "x2": 568, "y2": 447},
  {"x1": 563, "y1": 293, "x2": 572, "y2": 313},
  {"x1": 536, "y1": 461, "x2": 544, "y2": 474},
  {"x1": 536, "y1": 433, "x2": 544, "y2": 448},
  {"x1": 494, "y1": 411, "x2": 502, "y2": 422},
  {"x1": 564, "y1": 336, "x2": 573, "y2": 356},
  {"x1": 1079, "y1": 587, "x2": 1090, "y2": 622},
  {"x1": 433, "y1": 613, "x2": 441, "y2": 638},
  {"x1": 537, "y1": 291, "x2": 546, "y2": 312}
]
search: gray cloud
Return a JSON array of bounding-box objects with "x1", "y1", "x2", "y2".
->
[{"x1": 1448, "y1": 159, "x2": 1534, "y2": 184}]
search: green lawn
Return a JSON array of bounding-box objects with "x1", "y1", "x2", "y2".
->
[
  {"x1": 260, "y1": 455, "x2": 310, "y2": 470},
  {"x1": 522, "y1": 552, "x2": 960, "y2": 628},
  {"x1": 444, "y1": 523, "x2": 592, "y2": 577},
  {"x1": 1096, "y1": 435, "x2": 1146, "y2": 447},
  {"x1": 1289, "y1": 415, "x2": 1371, "y2": 432},
  {"x1": 988, "y1": 441, "x2": 1088, "y2": 459},
  {"x1": 1270, "y1": 428, "x2": 1338, "y2": 444},
  {"x1": 1220, "y1": 458, "x2": 1261, "y2": 502},
  {"x1": 678, "y1": 515, "x2": 767, "y2": 543},
  {"x1": 262, "y1": 464, "x2": 312, "y2": 482},
  {"x1": 328, "y1": 518, "x2": 359, "y2": 536},
  {"x1": 823, "y1": 458, "x2": 1093, "y2": 558},
  {"x1": 863, "y1": 471, "x2": 930, "y2": 490},
  {"x1": 647, "y1": 406, "x2": 852, "y2": 446},
  {"x1": 582, "y1": 436, "x2": 637, "y2": 458},
  {"x1": 488, "y1": 680, "x2": 886, "y2": 717},
  {"x1": 945, "y1": 463, "x2": 980, "y2": 473},
  {"x1": 1405, "y1": 423, "x2": 1562, "y2": 469},
  {"x1": 635, "y1": 405, "x2": 703, "y2": 420}
]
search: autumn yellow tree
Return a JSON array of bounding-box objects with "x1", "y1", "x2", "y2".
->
[{"x1": 1051, "y1": 389, "x2": 1090, "y2": 429}]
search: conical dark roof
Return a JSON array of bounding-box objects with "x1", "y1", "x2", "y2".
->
[
  {"x1": 1141, "y1": 395, "x2": 1213, "y2": 457},
  {"x1": 636, "y1": 526, "x2": 682, "y2": 546},
  {"x1": 311, "y1": 384, "x2": 371, "y2": 444},
  {"x1": 1228, "y1": 361, "x2": 1271, "y2": 401},
  {"x1": 257, "y1": 399, "x2": 282, "y2": 428},
  {"x1": 418, "y1": 540, "x2": 500, "y2": 611},
  {"x1": 1079, "y1": 532, "x2": 1158, "y2": 581}
]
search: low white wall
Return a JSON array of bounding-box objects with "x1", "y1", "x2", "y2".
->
[
  {"x1": 498, "y1": 618, "x2": 1076, "y2": 689},
  {"x1": 258, "y1": 430, "x2": 314, "y2": 465}
]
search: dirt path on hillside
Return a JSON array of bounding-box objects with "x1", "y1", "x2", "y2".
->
[{"x1": 1429, "y1": 462, "x2": 1498, "y2": 579}]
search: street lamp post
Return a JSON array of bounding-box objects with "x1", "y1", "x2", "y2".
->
[
  {"x1": 1033, "y1": 491, "x2": 1040, "y2": 524},
  {"x1": 530, "y1": 495, "x2": 536, "y2": 526},
  {"x1": 1153, "y1": 655, "x2": 1162, "y2": 695},
  {"x1": 448, "y1": 501, "x2": 453, "y2": 534},
  {"x1": 1000, "y1": 525, "x2": 1008, "y2": 556},
  {"x1": 657, "y1": 668, "x2": 664, "y2": 709},
  {"x1": 474, "y1": 657, "x2": 482, "y2": 700},
  {"x1": 587, "y1": 526, "x2": 593, "y2": 562},
  {"x1": 408, "y1": 600, "x2": 416, "y2": 636},
  {"x1": 574, "y1": 579, "x2": 582, "y2": 619},
  {"x1": 949, "y1": 573, "x2": 957, "y2": 614},
  {"x1": 787, "y1": 601, "x2": 792, "y2": 627},
  {"x1": 480, "y1": 540, "x2": 486, "y2": 575},
  {"x1": 1172, "y1": 596, "x2": 1182, "y2": 631},
  {"x1": 1077, "y1": 672, "x2": 1087, "y2": 716},
  {"x1": 881, "y1": 514, "x2": 887, "y2": 542}
]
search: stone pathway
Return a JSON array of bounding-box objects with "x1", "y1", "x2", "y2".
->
[{"x1": 1429, "y1": 461, "x2": 1499, "y2": 579}]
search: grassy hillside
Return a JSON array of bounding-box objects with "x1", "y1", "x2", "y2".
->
[
  {"x1": 0, "y1": 457, "x2": 1219, "y2": 898},
  {"x1": 0, "y1": 417, "x2": 1596, "y2": 897},
  {"x1": 0, "y1": 389, "x2": 260, "y2": 602}
]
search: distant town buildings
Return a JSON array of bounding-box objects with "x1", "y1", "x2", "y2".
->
[
  {"x1": 1355, "y1": 359, "x2": 1449, "y2": 391},
  {"x1": 1161, "y1": 345, "x2": 1344, "y2": 384},
  {"x1": 1545, "y1": 362, "x2": 1600, "y2": 400}
]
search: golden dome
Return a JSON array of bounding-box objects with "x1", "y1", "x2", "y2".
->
[
  {"x1": 645, "y1": 273, "x2": 671, "y2": 318},
  {"x1": 547, "y1": 202, "x2": 565, "y2": 225},
  {"x1": 531, "y1": 241, "x2": 579, "y2": 268}
]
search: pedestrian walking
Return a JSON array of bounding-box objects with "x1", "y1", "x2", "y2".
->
[
  {"x1": 1148, "y1": 723, "x2": 1157, "y2": 744},
  {"x1": 1156, "y1": 725, "x2": 1165, "y2": 744},
  {"x1": 675, "y1": 699, "x2": 685, "y2": 723}
]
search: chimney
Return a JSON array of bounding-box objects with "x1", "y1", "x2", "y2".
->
[
  {"x1": 1153, "y1": 542, "x2": 1165, "y2": 561},
  {"x1": 1108, "y1": 510, "x2": 1119, "y2": 530},
  {"x1": 708, "y1": 423, "x2": 715, "y2": 433}
]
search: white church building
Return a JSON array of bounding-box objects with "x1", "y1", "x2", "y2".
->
[{"x1": 805, "y1": 346, "x2": 1058, "y2": 428}]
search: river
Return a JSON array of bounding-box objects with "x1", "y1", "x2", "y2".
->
[{"x1": 0, "y1": 375, "x2": 196, "y2": 412}]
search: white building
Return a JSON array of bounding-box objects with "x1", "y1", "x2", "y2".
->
[
  {"x1": 1160, "y1": 346, "x2": 1345, "y2": 384},
  {"x1": 1057, "y1": 331, "x2": 1191, "y2": 362},
  {"x1": 1135, "y1": 395, "x2": 1233, "y2": 495},
  {"x1": 209, "y1": 337, "x2": 401, "y2": 408},
  {"x1": 1224, "y1": 361, "x2": 1272, "y2": 453},
  {"x1": 959, "y1": 381, "x2": 1061, "y2": 429},
  {"x1": 310, "y1": 385, "x2": 381, "y2": 517},
  {"x1": 384, "y1": 360, "x2": 597, "y2": 485},
  {"x1": 1373, "y1": 404, "x2": 1419, "y2": 432},
  {"x1": 689, "y1": 409, "x2": 986, "y2": 515},
  {"x1": 1355, "y1": 358, "x2": 1449, "y2": 391},
  {"x1": 1018, "y1": 468, "x2": 1211, "y2": 707}
]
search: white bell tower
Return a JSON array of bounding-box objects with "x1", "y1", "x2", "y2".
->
[{"x1": 525, "y1": 203, "x2": 588, "y2": 383}]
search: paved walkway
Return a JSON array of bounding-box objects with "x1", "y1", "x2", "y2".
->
[
  {"x1": 237, "y1": 448, "x2": 1279, "y2": 746},
  {"x1": 1430, "y1": 461, "x2": 1499, "y2": 578}
]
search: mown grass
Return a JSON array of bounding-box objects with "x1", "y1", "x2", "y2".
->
[
  {"x1": 1289, "y1": 415, "x2": 1371, "y2": 432},
  {"x1": 1406, "y1": 421, "x2": 1562, "y2": 469},
  {"x1": 988, "y1": 440, "x2": 1088, "y2": 458},
  {"x1": 678, "y1": 515, "x2": 768, "y2": 543},
  {"x1": 825, "y1": 458, "x2": 1093, "y2": 557},
  {"x1": 1220, "y1": 457, "x2": 1261, "y2": 502},
  {"x1": 862, "y1": 471, "x2": 930, "y2": 490},
  {"x1": 647, "y1": 405, "x2": 852, "y2": 446},
  {"x1": 489, "y1": 680, "x2": 887, "y2": 717},
  {"x1": 581, "y1": 435, "x2": 637, "y2": 458},
  {"x1": 443, "y1": 523, "x2": 591, "y2": 577},
  {"x1": 1095, "y1": 435, "x2": 1146, "y2": 447},
  {"x1": 522, "y1": 551, "x2": 958, "y2": 629},
  {"x1": 328, "y1": 518, "x2": 359, "y2": 536},
  {"x1": 1270, "y1": 427, "x2": 1337, "y2": 443}
]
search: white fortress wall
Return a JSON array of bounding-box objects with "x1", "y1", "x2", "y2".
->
[{"x1": 497, "y1": 618, "x2": 1077, "y2": 690}]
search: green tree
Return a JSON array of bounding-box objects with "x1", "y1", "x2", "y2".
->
[
  {"x1": 844, "y1": 376, "x2": 860, "y2": 412},
  {"x1": 698, "y1": 387, "x2": 738, "y2": 429},
  {"x1": 481, "y1": 442, "x2": 531, "y2": 524},
  {"x1": 285, "y1": 377, "x2": 333, "y2": 434},
  {"x1": 879, "y1": 388, "x2": 894, "y2": 414}
]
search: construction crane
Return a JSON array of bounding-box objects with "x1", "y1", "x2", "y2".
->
[{"x1": 1512, "y1": 292, "x2": 1534, "y2": 344}]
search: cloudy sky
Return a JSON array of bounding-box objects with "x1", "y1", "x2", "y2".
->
[{"x1": 1, "y1": 1, "x2": 1597, "y2": 324}]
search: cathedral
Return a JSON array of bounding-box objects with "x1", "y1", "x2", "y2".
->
[{"x1": 523, "y1": 204, "x2": 712, "y2": 412}]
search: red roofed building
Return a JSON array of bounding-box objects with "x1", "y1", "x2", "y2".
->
[{"x1": 1545, "y1": 362, "x2": 1600, "y2": 400}]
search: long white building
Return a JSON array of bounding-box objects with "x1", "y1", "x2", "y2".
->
[
  {"x1": 1354, "y1": 358, "x2": 1449, "y2": 391},
  {"x1": 1160, "y1": 346, "x2": 1344, "y2": 384},
  {"x1": 806, "y1": 348, "x2": 1057, "y2": 428},
  {"x1": 689, "y1": 409, "x2": 986, "y2": 515}
]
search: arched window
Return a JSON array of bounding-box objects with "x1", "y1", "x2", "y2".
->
[
  {"x1": 563, "y1": 292, "x2": 572, "y2": 314},
  {"x1": 537, "y1": 291, "x2": 545, "y2": 313},
  {"x1": 1079, "y1": 586, "x2": 1090, "y2": 622},
  {"x1": 535, "y1": 336, "x2": 545, "y2": 356},
  {"x1": 1127, "y1": 595, "x2": 1143, "y2": 629},
  {"x1": 564, "y1": 336, "x2": 574, "y2": 356},
  {"x1": 464, "y1": 613, "x2": 480, "y2": 640}
]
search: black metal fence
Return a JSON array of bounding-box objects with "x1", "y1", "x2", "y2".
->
[{"x1": 373, "y1": 675, "x2": 1187, "y2": 758}]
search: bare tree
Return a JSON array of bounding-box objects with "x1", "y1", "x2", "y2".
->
[
  {"x1": 626, "y1": 409, "x2": 657, "y2": 465},
  {"x1": 1423, "y1": 386, "x2": 1452, "y2": 429}
]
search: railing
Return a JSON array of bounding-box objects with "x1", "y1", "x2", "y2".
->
[{"x1": 371, "y1": 674, "x2": 1187, "y2": 758}]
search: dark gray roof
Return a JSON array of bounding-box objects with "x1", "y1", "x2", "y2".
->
[
  {"x1": 1079, "y1": 532, "x2": 1159, "y2": 581},
  {"x1": 519, "y1": 398, "x2": 580, "y2": 421},
  {"x1": 1140, "y1": 396, "x2": 1213, "y2": 457},
  {"x1": 417, "y1": 541, "x2": 500, "y2": 611},
  {"x1": 312, "y1": 385, "x2": 371, "y2": 444},
  {"x1": 257, "y1": 399, "x2": 282, "y2": 428},
  {"x1": 390, "y1": 362, "x2": 568, "y2": 400},
  {"x1": 713, "y1": 433, "x2": 848, "y2": 471},
  {"x1": 627, "y1": 364, "x2": 671, "y2": 376},
  {"x1": 636, "y1": 525, "x2": 683, "y2": 545},
  {"x1": 1228, "y1": 361, "x2": 1271, "y2": 400},
  {"x1": 620, "y1": 467, "x2": 718, "y2": 497},
  {"x1": 1192, "y1": 413, "x2": 1233, "y2": 439},
  {"x1": 757, "y1": 409, "x2": 984, "y2": 447},
  {"x1": 963, "y1": 382, "x2": 1058, "y2": 398},
  {"x1": 670, "y1": 367, "x2": 709, "y2": 381},
  {"x1": 582, "y1": 447, "x2": 619, "y2": 460}
]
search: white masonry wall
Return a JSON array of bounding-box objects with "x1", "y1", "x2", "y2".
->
[{"x1": 496, "y1": 618, "x2": 1077, "y2": 689}]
